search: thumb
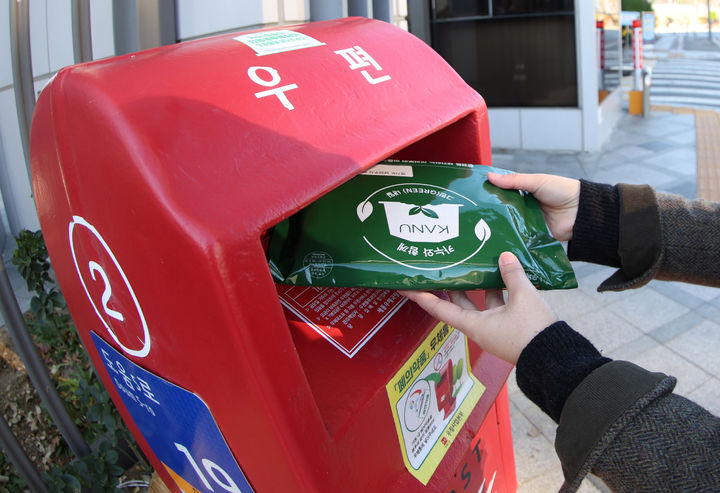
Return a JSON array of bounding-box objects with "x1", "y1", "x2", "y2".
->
[
  {"x1": 487, "y1": 171, "x2": 541, "y2": 194},
  {"x1": 498, "y1": 252, "x2": 534, "y2": 293}
]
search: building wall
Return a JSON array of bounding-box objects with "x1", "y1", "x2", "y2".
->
[
  {"x1": 0, "y1": 0, "x2": 320, "y2": 242},
  {"x1": 1, "y1": 0, "x2": 608, "y2": 246},
  {"x1": 1, "y1": 0, "x2": 117, "y2": 246},
  {"x1": 486, "y1": 0, "x2": 620, "y2": 152},
  {"x1": 405, "y1": 0, "x2": 620, "y2": 153}
]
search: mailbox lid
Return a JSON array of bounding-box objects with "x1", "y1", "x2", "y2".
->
[{"x1": 43, "y1": 17, "x2": 488, "y2": 242}]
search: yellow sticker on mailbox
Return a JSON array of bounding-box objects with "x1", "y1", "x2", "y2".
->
[{"x1": 386, "y1": 322, "x2": 485, "y2": 485}]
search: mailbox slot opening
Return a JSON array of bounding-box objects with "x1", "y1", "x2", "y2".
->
[{"x1": 261, "y1": 113, "x2": 488, "y2": 436}]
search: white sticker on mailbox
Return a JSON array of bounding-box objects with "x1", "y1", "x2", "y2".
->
[
  {"x1": 361, "y1": 164, "x2": 413, "y2": 177},
  {"x1": 234, "y1": 30, "x2": 325, "y2": 56},
  {"x1": 386, "y1": 323, "x2": 485, "y2": 485}
]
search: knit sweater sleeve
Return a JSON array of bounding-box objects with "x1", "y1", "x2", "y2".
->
[
  {"x1": 556, "y1": 363, "x2": 720, "y2": 492},
  {"x1": 650, "y1": 192, "x2": 720, "y2": 287},
  {"x1": 516, "y1": 321, "x2": 610, "y2": 423},
  {"x1": 567, "y1": 180, "x2": 621, "y2": 269},
  {"x1": 568, "y1": 180, "x2": 720, "y2": 290},
  {"x1": 517, "y1": 322, "x2": 720, "y2": 492}
]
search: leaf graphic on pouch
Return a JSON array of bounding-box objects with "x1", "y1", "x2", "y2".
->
[
  {"x1": 409, "y1": 206, "x2": 422, "y2": 216},
  {"x1": 357, "y1": 201, "x2": 373, "y2": 222},
  {"x1": 421, "y1": 207, "x2": 439, "y2": 219},
  {"x1": 475, "y1": 219, "x2": 491, "y2": 242}
]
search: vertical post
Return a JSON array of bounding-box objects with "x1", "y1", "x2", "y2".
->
[
  {"x1": 310, "y1": 0, "x2": 346, "y2": 21},
  {"x1": 348, "y1": 0, "x2": 372, "y2": 18},
  {"x1": 372, "y1": 0, "x2": 391, "y2": 23},
  {"x1": 596, "y1": 20, "x2": 605, "y2": 91},
  {"x1": 113, "y1": 0, "x2": 139, "y2": 55},
  {"x1": 137, "y1": 0, "x2": 177, "y2": 50},
  {"x1": 9, "y1": 0, "x2": 35, "y2": 187},
  {"x1": 709, "y1": 0, "x2": 713, "y2": 41},
  {"x1": 72, "y1": 0, "x2": 93, "y2": 63},
  {"x1": 632, "y1": 19, "x2": 643, "y2": 91},
  {"x1": 0, "y1": 413, "x2": 48, "y2": 493},
  {"x1": 407, "y1": 0, "x2": 431, "y2": 45},
  {"x1": 277, "y1": 0, "x2": 285, "y2": 24}
]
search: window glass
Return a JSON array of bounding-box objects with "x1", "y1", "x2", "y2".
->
[
  {"x1": 432, "y1": 15, "x2": 578, "y2": 107},
  {"x1": 434, "y1": 0, "x2": 490, "y2": 19},
  {"x1": 491, "y1": 0, "x2": 573, "y2": 15}
]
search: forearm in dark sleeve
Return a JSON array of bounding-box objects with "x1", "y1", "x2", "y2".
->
[
  {"x1": 517, "y1": 323, "x2": 720, "y2": 492},
  {"x1": 569, "y1": 179, "x2": 720, "y2": 289},
  {"x1": 652, "y1": 192, "x2": 720, "y2": 287},
  {"x1": 515, "y1": 321, "x2": 611, "y2": 423},
  {"x1": 556, "y1": 362, "x2": 720, "y2": 492},
  {"x1": 567, "y1": 180, "x2": 621, "y2": 268}
]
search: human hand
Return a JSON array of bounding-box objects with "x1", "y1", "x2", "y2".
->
[
  {"x1": 487, "y1": 172, "x2": 580, "y2": 241},
  {"x1": 399, "y1": 252, "x2": 558, "y2": 364}
]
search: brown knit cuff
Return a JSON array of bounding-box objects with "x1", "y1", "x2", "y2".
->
[{"x1": 617, "y1": 183, "x2": 661, "y2": 279}]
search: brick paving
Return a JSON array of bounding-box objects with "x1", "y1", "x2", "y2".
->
[
  {"x1": 692, "y1": 108, "x2": 720, "y2": 201},
  {"x1": 653, "y1": 104, "x2": 720, "y2": 202}
]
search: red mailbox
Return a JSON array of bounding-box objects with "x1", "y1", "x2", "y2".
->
[{"x1": 30, "y1": 17, "x2": 516, "y2": 492}]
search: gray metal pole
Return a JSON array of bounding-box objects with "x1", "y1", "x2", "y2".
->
[
  {"x1": 156, "y1": 0, "x2": 177, "y2": 46},
  {"x1": 348, "y1": 0, "x2": 372, "y2": 18},
  {"x1": 709, "y1": 0, "x2": 713, "y2": 41},
  {"x1": 407, "y1": 0, "x2": 431, "y2": 44},
  {"x1": 0, "y1": 260, "x2": 91, "y2": 459},
  {"x1": 310, "y1": 0, "x2": 346, "y2": 21},
  {"x1": 372, "y1": 0, "x2": 390, "y2": 22},
  {"x1": 113, "y1": 0, "x2": 139, "y2": 55},
  {"x1": 72, "y1": 0, "x2": 93, "y2": 63},
  {"x1": 0, "y1": 412, "x2": 48, "y2": 493},
  {"x1": 9, "y1": 0, "x2": 35, "y2": 187}
]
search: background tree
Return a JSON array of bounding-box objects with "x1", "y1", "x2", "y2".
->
[{"x1": 622, "y1": 0, "x2": 653, "y2": 12}]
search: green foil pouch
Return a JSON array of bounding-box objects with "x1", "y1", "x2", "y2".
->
[{"x1": 267, "y1": 160, "x2": 577, "y2": 290}]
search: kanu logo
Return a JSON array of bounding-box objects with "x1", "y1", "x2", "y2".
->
[
  {"x1": 378, "y1": 202, "x2": 460, "y2": 243},
  {"x1": 356, "y1": 182, "x2": 492, "y2": 271}
]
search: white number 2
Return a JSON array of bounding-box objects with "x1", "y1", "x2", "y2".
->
[
  {"x1": 88, "y1": 261, "x2": 125, "y2": 322},
  {"x1": 70, "y1": 216, "x2": 151, "y2": 358}
]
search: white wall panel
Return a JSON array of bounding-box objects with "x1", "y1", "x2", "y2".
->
[
  {"x1": 263, "y1": 0, "x2": 279, "y2": 24},
  {"x1": 0, "y1": 89, "x2": 39, "y2": 233},
  {"x1": 47, "y1": 1, "x2": 74, "y2": 71},
  {"x1": 176, "y1": 0, "x2": 263, "y2": 39},
  {"x1": 284, "y1": 0, "x2": 309, "y2": 22},
  {"x1": 576, "y1": 0, "x2": 599, "y2": 151},
  {"x1": 598, "y1": 89, "x2": 623, "y2": 146},
  {"x1": 487, "y1": 109, "x2": 521, "y2": 149},
  {"x1": 521, "y1": 109, "x2": 583, "y2": 151},
  {"x1": 29, "y1": 0, "x2": 50, "y2": 76},
  {"x1": 91, "y1": 0, "x2": 116, "y2": 59}
]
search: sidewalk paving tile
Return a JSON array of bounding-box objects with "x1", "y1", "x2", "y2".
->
[
  {"x1": 627, "y1": 345, "x2": 713, "y2": 396},
  {"x1": 687, "y1": 378, "x2": 720, "y2": 416},
  {"x1": 565, "y1": 309, "x2": 644, "y2": 355},
  {"x1": 606, "y1": 289, "x2": 690, "y2": 333},
  {"x1": 667, "y1": 319, "x2": 720, "y2": 378}
]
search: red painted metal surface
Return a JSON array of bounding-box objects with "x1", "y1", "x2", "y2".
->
[{"x1": 30, "y1": 17, "x2": 514, "y2": 492}]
